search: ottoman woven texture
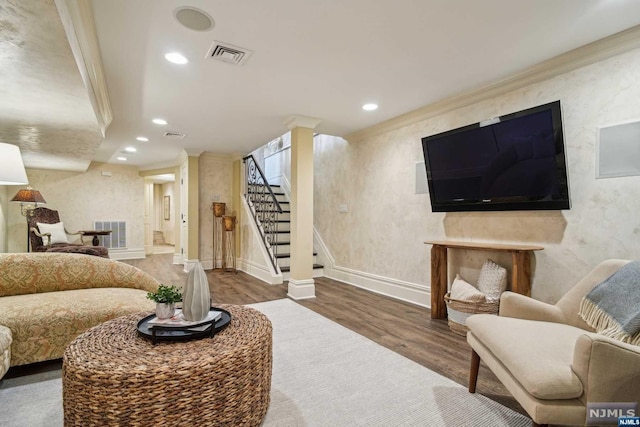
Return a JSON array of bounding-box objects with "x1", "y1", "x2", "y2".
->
[{"x1": 62, "y1": 304, "x2": 272, "y2": 427}]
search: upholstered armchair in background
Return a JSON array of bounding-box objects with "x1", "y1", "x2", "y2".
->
[{"x1": 27, "y1": 207, "x2": 109, "y2": 258}]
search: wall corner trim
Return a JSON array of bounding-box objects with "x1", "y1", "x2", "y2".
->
[{"x1": 55, "y1": 0, "x2": 113, "y2": 137}]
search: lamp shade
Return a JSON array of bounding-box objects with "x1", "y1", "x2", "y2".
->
[
  {"x1": 0, "y1": 143, "x2": 29, "y2": 185},
  {"x1": 11, "y1": 187, "x2": 46, "y2": 204}
]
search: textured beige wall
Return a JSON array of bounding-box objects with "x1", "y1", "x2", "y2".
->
[
  {"x1": 162, "y1": 182, "x2": 175, "y2": 244},
  {"x1": 7, "y1": 162, "x2": 145, "y2": 252},
  {"x1": 199, "y1": 153, "x2": 233, "y2": 266},
  {"x1": 314, "y1": 47, "x2": 640, "y2": 304}
]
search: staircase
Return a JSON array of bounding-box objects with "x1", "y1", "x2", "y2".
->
[
  {"x1": 265, "y1": 185, "x2": 324, "y2": 280},
  {"x1": 243, "y1": 155, "x2": 323, "y2": 281}
]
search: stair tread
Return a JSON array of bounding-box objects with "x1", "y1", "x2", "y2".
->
[
  {"x1": 275, "y1": 252, "x2": 317, "y2": 258},
  {"x1": 280, "y1": 264, "x2": 323, "y2": 272},
  {"x1": 248, "y1": 193, "x2": 286, "y2": 197},
  {"x1": 253, "y1": 201, "x2": 289, "y2": 205}
]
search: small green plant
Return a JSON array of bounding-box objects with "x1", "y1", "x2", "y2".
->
[{"x1": 146, "y1": 284, "x2": 182, "y2": 304}]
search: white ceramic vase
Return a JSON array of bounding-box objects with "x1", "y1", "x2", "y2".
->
[
  {"x1": 182, "y1": 262, "x2": 211, "y2": 321},
  {"x1": 155, "y1": 302, "x2": 175, "y2": 319}
]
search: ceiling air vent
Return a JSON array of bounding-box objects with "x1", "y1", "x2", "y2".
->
[
  {"x1": 207, "y1": 41, "x2": 253, "y2": 66},
  {"x1": 163, "y1": 131, "x2": 186, "y2": 139}
]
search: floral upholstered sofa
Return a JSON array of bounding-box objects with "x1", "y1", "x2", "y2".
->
[{"x1": 0, "y1": 253, "x2": 159, "y2": 375}]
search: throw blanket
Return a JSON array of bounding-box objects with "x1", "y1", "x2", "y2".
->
[{"x1": 580, "y1": 260, "x2": 640, "y2": 345}]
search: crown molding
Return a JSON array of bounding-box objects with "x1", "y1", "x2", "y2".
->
[
  {"x1": 55, "y1": 0, "x2": 113, "y2": 137},
  {"x1": 138, "y1": 167, "x2": 175, "y2": 177},
  {"x1": 345, "y1": 24, "x2": 640, "y2": 143},
  {"x1": 284, "y1": 115, "x2": 322, "y2": 130}
]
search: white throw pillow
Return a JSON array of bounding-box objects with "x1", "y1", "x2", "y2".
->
[
  {"x1": 450, "y1": 274, "x2": 486, "y2": 302},
  {"x1": 477, "y1": 259, "x2": 507, "y2": 301},
  {"x1": 36, "y1": 222, "x2": 69, "y2": 244}
]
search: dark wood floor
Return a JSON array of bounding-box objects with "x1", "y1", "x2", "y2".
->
[{"x1": 123, "y1": 254, "x2": 524, "y2": 415}]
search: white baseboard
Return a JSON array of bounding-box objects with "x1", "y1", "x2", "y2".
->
[
  {"x1": 109, "y1": 248, "x2": 146, "y2": 260},
  {"x1": 313, "y1": 229, "x2": 430, "y2": 308},
  {"x1": 324, "y1": 265, "x2": 430, "y2": 308},
  {"x1": 238, "y1": 258, "x2": 283, "y2": 285}
]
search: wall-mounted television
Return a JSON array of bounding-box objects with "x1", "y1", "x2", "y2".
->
[{"x1": 421, "y1": 100, "x2": 570, "y2": 212}]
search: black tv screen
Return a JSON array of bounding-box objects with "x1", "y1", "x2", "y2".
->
[{"x1": 421, "y1": 101, "x2": 570, "y2": 212}]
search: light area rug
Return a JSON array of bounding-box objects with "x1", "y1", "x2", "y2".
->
[{"x1": 0, "y1": 298, "x2": 530, "y2": 426}]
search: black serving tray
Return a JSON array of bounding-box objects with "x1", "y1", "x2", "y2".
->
[{"x1": 137, "y1": 308, "x2": 232, "y2": 344}]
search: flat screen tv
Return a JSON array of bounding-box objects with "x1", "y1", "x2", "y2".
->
[{"x1": 421, "y1": 100, "x2": 570, "y2": 212}]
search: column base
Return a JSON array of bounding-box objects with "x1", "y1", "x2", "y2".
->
[
  {"x1": 183, "y1": 258, "x2": 199, "y2": 273},
  {"x1": 287, "y1": 278, "x2": 316, "y2": 300}
]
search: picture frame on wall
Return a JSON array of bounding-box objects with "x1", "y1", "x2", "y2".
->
[{"x1": 163, "y1": 196, "x2": 170, "y2": 220}]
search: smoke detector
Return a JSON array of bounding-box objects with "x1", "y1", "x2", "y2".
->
[
  {"x1": 163, "y1": 131, "x2": 186, "y2": 139},
  {"x1": 206, "y1": 41, "x2": 253, "y2": 66}
]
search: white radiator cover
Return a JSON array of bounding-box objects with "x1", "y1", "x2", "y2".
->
[{"x1": 93, "y1": 221, "x2": 127, "y2": 249}]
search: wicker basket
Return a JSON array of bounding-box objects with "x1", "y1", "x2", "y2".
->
[{"x1": 444, "y1": 292, "x2": 500, "y2": 336}]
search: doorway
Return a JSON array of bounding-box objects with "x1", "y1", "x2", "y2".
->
[{"x1": 149, "y1": 174, "x2": 176, "y2": 255}]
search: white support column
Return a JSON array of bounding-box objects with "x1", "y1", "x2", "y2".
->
[{"x1": 285, "y1": 115, "x2": 320, "y2": 300}]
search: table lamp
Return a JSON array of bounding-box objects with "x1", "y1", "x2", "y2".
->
[{"x1": 11, "y1": 186, "x2": 47, "y2": 252}]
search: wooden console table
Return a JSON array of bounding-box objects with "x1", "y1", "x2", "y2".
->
[{"x1": 425, "y1": 240, "x2": 543, "y2": 319}]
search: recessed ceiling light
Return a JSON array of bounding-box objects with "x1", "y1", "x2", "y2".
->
[
  {"x1": 124, "y1": 147, "x2": 137, "y2": 153},
  {"x1": 117, "y1": 156, "x2": 127, "y2": 161},
  {"x1": 136, "y1": 136, "x2": 149, "y2": 142},
  {"x1": 152, "y1": 118, "x2": 168, "y2": 125},
  {"x1": 362, "y1": 103, "x2": 378, "y2": 111},
  {"x1": 165, "y1": 52, "x2": 188, "y2": 64}
]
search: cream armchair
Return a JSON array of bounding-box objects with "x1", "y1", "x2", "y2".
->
[{"x1": 466, "y1": 259, "x2": 640, "y2": 427}]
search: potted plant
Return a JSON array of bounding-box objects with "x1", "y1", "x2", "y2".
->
[{"x1": 147, "y1": 284, "x2": 183, "y2": 319}]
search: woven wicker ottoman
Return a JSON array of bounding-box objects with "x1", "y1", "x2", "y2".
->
[{"x1": 62, "y1": 305, "x2": 272, "y2": 427}]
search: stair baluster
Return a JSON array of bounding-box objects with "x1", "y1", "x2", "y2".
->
[{"x1": 243, "y1": 155, "x2": 283, "y2": 273}]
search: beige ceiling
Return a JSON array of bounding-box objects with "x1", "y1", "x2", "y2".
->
[
  {"x1": 3, "y1": 0, "x2": 640, "y2": 172},
  {"x1": 0, "y1": 0, "x2": 102, "y2": 172}
]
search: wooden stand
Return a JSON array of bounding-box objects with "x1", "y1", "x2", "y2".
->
[
  {"x1": 425, "y1": 240, "x2": 543, "y2": 319},
  {"x1": 212, "y1": 203, "x2": 226, "y2": 269},
  {"x1": 222, "y1": 216, "x2": 237, "y2": 272}
]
